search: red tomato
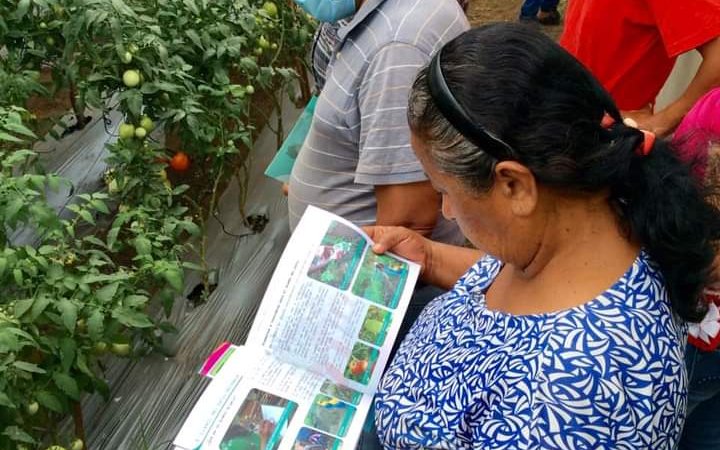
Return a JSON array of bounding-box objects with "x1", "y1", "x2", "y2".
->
[
  {"x1": 350, "y1": 359, "x2": 368, "y2": 376},
  {"x1": 169, "y1": 151, "x2": 190, "y2": 172}
]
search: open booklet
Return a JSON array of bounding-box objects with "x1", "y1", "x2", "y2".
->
[{"x1": 174, "y1": 206, "x2": 421, "y2": 450}]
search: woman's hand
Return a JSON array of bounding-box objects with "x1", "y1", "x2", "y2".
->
[{"x1": 364, "y1": 226, "x2": 432, "y2": 276}]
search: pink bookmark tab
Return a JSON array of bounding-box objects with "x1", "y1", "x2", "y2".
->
[{"x1": 199, "y1": 341, "x2": 232, "y2": 377}]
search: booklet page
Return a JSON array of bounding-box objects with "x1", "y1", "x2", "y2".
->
[
  {"x1": 174, "y1": 206, "x2": 421, "y2": 450},
  {"x1": 175, "y1": 346, "x2": 374, "y2": 450},
  {"x1": 246, "y1": 206, "x2": 420, "y2": 392}
]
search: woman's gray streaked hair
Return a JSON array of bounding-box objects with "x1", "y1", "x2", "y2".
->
[{"x1": 407, "y1": 67, "x2": 497, "y2": 193}]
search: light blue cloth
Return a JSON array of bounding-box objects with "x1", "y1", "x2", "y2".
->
[
  {"x1": 375, "y1": 252, "x2": 687, "y2": 449},
  {"x1": 264, "y1": 96, "x2": 317, "y2": 183}
]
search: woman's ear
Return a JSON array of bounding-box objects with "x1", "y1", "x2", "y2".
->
[{"x1": 493, "y1": 161, "x2": 538, "y2": 217}]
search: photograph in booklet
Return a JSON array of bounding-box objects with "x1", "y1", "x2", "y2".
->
[
  {"x1": 343, "y1": 342, "x2": 380, "y2": 385},
  {"x1": 219, "y1": 389, "x2": 298, "y2": 450},
  {"x1": 358, "y1": 306, "x2": 393, "y2": 347},
  {"x1": 303, "y1": 394, "x2": 357, "y2": 438},
  {"x1": 351, "y1": 252, "x2": 409, "y2": 308},
  {"x1": 307, "y1": 221, "x2": 367, "y2": 290},
  {"x1": 292, "y1": 427, "x2": 343, "y2": 450},
  {"x1": 319, "y1": 380, "x2": 363, "y2": 406}
]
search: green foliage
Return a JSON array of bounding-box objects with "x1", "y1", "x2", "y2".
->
[{"x1": 0, "y1": 0, "x2": 315, "y2": 448}]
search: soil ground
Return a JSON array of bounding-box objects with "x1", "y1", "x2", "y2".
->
[{"x1": 466, "y1": 0, "x2": 568, "y2": 39}]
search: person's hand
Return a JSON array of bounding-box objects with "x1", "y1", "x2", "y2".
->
[
  {"x1": 622, "y1": 106, "x2": 653, "y2": 126},
  {"x1": 281, "y1": 183, "x2": 289, "y2": 196},
  {"x1": 633, "y1": 112, "x2": 678, "y2": 137},
  {"x1": 364, "y1": 226, "x2": 432, "y2": 276},
  {"x1": 623, "y1": 106, "x2": 679, "y2": 137}
]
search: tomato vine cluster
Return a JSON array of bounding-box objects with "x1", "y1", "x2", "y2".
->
[{"x1": 0, "y1": 0, "x2": 315, "y2": 449}]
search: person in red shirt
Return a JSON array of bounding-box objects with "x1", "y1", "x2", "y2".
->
[{"x1": 560, "y1": 0, "x2": 720, "y2": 137}]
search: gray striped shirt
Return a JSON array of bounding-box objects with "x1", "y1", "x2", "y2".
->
[{"x1": 289, "y1": 0, "x2": 469, "y2": 243}]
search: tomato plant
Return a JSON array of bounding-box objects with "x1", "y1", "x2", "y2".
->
[{"x1": 0, "y1": 0, "x2": 316, "y2": 447}]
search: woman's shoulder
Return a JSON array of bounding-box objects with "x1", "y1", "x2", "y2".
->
[
  {"x1": 454, "y1": 254, "x2": 502, "y2": 291},
  {"x1": 547, "y1": 251, "x2": 685, "y2": 372}
]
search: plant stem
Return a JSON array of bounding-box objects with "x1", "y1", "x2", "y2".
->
[
  {"x1": 69, "y1": 83, "x2": 89, "y2": 130},
  {"x1": 72, "y1": 402, "x2": 88, "y2": 450}
]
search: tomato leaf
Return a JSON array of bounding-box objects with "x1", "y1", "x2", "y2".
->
[
  {"x1": 12, "y1": 361, "x2": 46, "y2": 374},
  {"x1": 2, "y1": 425, "x2": 35, "y2": 443},
  {"x1": 123, "y1": 294, "x2": 148, "y2": 308},
  {"x1": 0, "y1": 392, "x2": 15, "y2": 408},
  {"x1": 75, "y1": 352, "x2": 94, "y2": 378},
  {"x1": 57, "y1": 299, "x2": 78, "y2": 333},
  {"x1": 134, "y1": 237, "x2": 152, "y2": 256},
  {"x1": 13, "y1": 298, "x2": 34, "y2": 318},
  {"x1": 96, "y1": 282, "x2": 119, "y2": 303},
  {"x1": 60, "y1": 338, "x2": 77, "y2": 373},
  {"x1": 30, "y1": 295, "x2": 51, "y2": 320},
  {"x1": 53, "y1": 372, "x2": 80, "y2": 400},
  {"x1": 112, "y1": 308, "x2": 153, "y2": 328},
  {"x1": 163, "y1": 267, "x2": 183, "y2": 292},
  {"x1": 35, "y1": 390, "x2": 64, "y2": 413},
  {"x1": 87, "y1": 309, "x2": 104, "y2": 341}
]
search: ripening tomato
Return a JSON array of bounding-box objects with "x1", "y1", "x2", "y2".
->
[
  {"x1": 349, "y1": 359, "x2": 368, "y2": 376},
  {"x1": 169, "y1": 151, "x2": 190, "y2": 172}
]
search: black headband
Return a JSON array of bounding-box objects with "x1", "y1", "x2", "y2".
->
[{"x1": 427, "y1": 48, "x2": 515, "y2": 160}]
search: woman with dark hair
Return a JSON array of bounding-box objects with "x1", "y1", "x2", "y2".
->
[{"x1": 366, "y1": 23, "x2": 720, "y2": 449}]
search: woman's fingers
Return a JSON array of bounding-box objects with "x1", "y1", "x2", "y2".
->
[{"x1": 364, "y1": 226, "x2": 411, "y2": 253}]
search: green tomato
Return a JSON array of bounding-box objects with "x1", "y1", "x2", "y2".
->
[
  {"x1": 118, "y1": 123, "x2": 135, "y2": 140},
  {"x1": 121, "y1": 51, "x2": 133, "y2": 64},
  {"x1": 39, "y1": 22, "x2": 47, "y2": 29},
  {"x1": 258, "y1": 36, "x2": 270, "y2": 49},
  {"x1": 122, "y1": 69, "x2": 141, "y2": 88},
  {"x1": 140, "y1": 115, "x2": 154, "y2": 132},
  {"x1": 128, "y1": 43, "x2": 139, "y2": 54},
  {"x1": 270, "y1": 42, "x2": 278, "y2": 50},
  {"x1": 46, "y1": 36, "x2": 55, "y2": 46},
  {"x1": 263, "y1": 1, "x2": 278, "y2": 17},
  {"x1": 107, "y1": 178, "x2": 119, "y2": 194},
  {"x1": 111, "y1": 342, "x2": 131, "y2": 356},
  {"x1": 254, "y1": 47, "x2": 263, "y2": 56},
  {"x1": 245, "y1": 84, "x2": 255, "y2": 95},
  {"x1": 26, "y1": 401, "x2": 39, "y2": 415},
  {"x1": 94, "y1": 342, "x2": 108, "y2": 354},
  {"x1": 134, "y1": 127, "x2": 147, "y2": 139},
  {"x1": 70, "y1": 439, "x2": 84, "y2": 450},
  {"x1": 46, "y1": 446, "x2": 67, "y2": 450}
]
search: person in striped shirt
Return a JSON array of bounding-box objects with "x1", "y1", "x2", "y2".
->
[
  {"x1": 288, "y1": 0, "x2": 469, "y2": 246},
  {"x1": 310, "y1": 1, "x2": 470, "y2": 93}
]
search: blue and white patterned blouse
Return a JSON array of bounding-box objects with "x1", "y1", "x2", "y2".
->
[{"x1": 375, "y1": 252, "x2": 687, "y2": 449}]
